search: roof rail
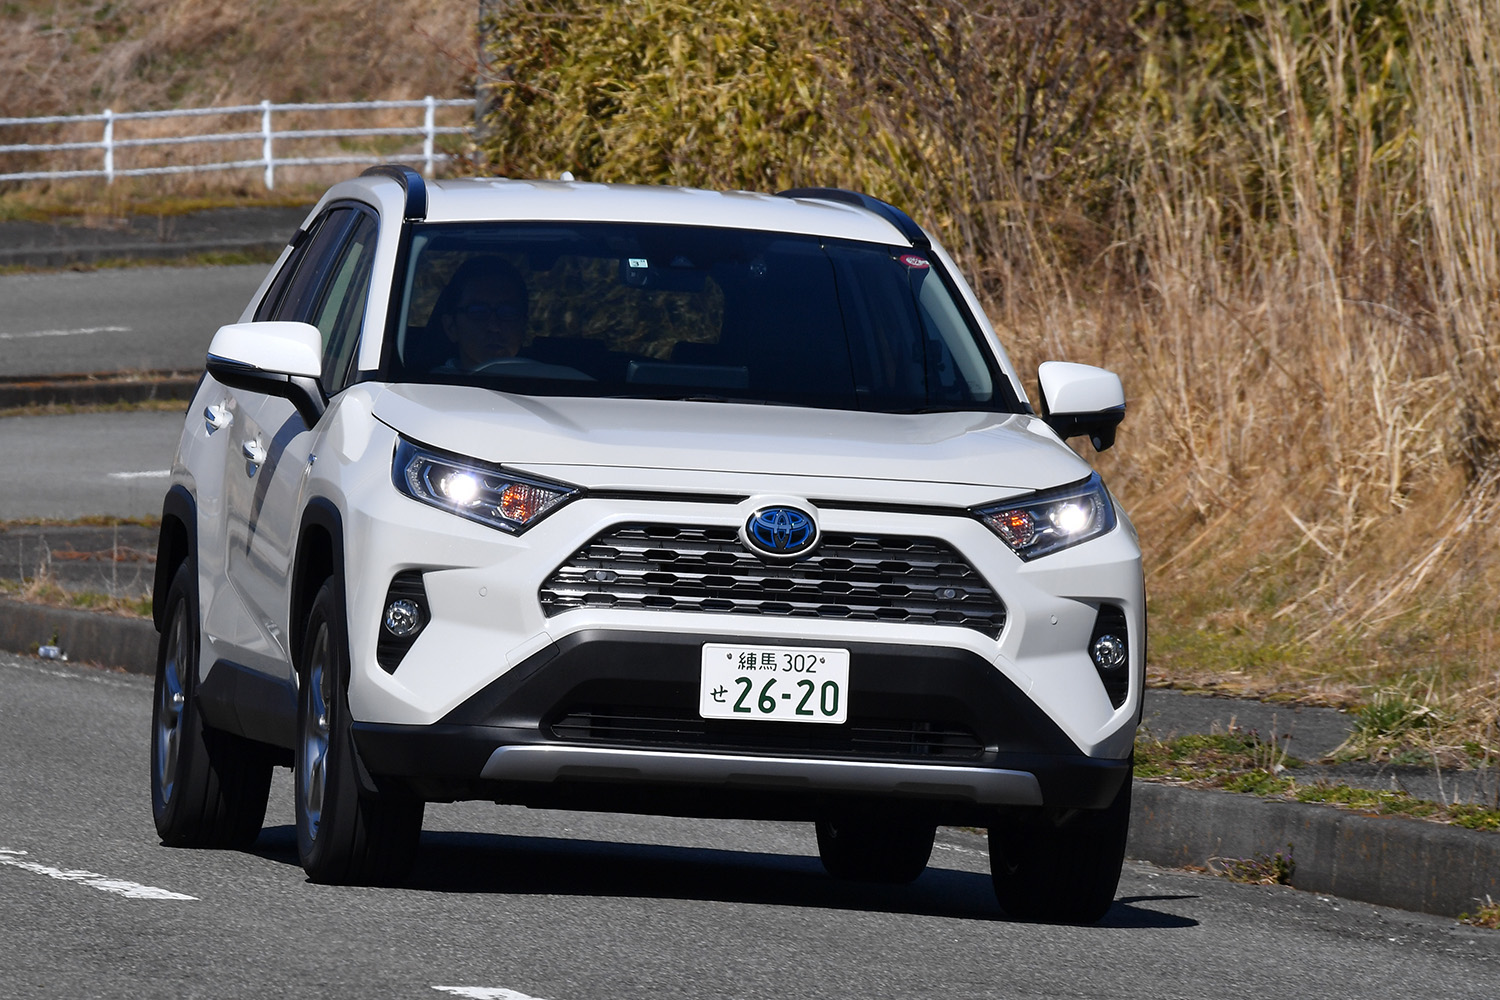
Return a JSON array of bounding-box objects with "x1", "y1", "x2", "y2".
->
[
  {"x1": 362, "y1": 164, "x2": 428, "y2": 221},
  {"x1": 775, "y1": 187, "x2": 929, "y2": 248}
]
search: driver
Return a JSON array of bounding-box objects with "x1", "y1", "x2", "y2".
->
[{"x1": 437, "y1": 257, "x2": 529, "y2": 370}]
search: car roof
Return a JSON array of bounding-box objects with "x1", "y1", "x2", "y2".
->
[{"x1": 349, "y1": 175, "x2": 922, "y2": 246}]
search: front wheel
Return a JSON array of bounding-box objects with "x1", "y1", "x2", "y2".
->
[
  {"x1": 150, "y1": 560, "x2": 272, "y2": 848},
  {"x1": 815, "y1": 814, "x2": 936, "y2": 884},
  {"x1": 988, "y1": 764, "x2": 1133, "y2": 924},
  {"x1": 295, "y1": 579, "x2": 423, "y2": 885}
]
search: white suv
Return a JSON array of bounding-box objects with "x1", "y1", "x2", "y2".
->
[{"x1": 150, "y1": 166, "x2": 1143, "y2": 923}]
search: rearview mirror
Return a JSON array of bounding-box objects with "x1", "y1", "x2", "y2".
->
[
  {"x1": 1037, "y1": 361, "x2": 1125, "y2": 452},
  {"x1": 205, "y1": 321, "x2": 326, "y2": 427}
]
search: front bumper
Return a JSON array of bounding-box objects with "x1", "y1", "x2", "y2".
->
[{"x1": 351, "y1": 630, "x2": 1133, "y2": 821}]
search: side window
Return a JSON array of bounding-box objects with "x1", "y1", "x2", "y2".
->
[
  {"x1": 252, "y1": 220, "x2": 324, "y2": 322},
  {"x1": 268, "y1": 207, "x2": 358, "y2": 324},
  {"x1": 311, "y1": 212, "x2": 380, "y2": 393},
  {"x1": 258, "y1": 209, "x2": 351, "y2": 322}
]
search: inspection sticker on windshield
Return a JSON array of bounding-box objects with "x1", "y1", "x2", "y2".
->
[
  {"x1": 700, "y1": 643, "x2": 850, "y2": 724},
  {"x1": 899, "y1": 254, "x2": 930, "y2": 269}
]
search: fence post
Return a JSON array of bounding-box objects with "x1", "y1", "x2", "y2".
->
[
  {"x1": 423, "y1": 95, "x2": 436, "y2": 176},
  {"x1": 261, "y1": 100, "x2": 274, "y2": 190},
  {"x1": 102, "y1": 109, "x2": 114, "y2": 184}
]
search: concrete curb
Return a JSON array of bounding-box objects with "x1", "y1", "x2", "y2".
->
[
  {"x1": 0, "y1": 371, "x2": 199, "y2": 408},
  {"x1": 1, "y1": 592, "x2": 1496, "y2": 921},
  {"x1": 0, "y1": 236, "x2": 286, "y2": 269},
  {"x1": 1129, "y1": 782, "x2": 1500, "y2": 919},
  {"x1": 0, "y1": 596, "x2": 157, "y2": 674}
]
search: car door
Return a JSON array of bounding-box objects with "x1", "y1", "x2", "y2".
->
[
  {"x1": 208, "y1": 205, "x2": 379, "y2": 682},
  {"x1": 200, "y1": 211, "x2": 347, "y2": 677}
]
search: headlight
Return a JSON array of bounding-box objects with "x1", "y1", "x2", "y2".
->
[
  {"x1": 975, "y1": 473, "x2": 1116, "y2": 560},
  {"x1": 392, "y1": 437, "x2": 578, "y2": 533}
]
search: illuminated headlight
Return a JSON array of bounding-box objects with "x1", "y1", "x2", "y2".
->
[
  {"x1": 975, "y1": 473, "x2": 1116, "y2": 560},
  {"x1": 392, "y1": 437, "x2": 578, "y2": 533}
]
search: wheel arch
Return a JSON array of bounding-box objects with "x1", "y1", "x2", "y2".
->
[
  {"x1": 153, "y1": 485, "x2": 197, "y2": 633},
  {"x1": 291, "y1": 497, "x2": 347, "y2": 673}
]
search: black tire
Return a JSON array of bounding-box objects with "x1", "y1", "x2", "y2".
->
[
  {"x1": 815, "y1": 814, "x2": 936, "y2": 884},
  {"x1": 988, "y1": 764, "x2": 1133, "y2": 924},
  {"x1": 150, "y1": 560, "x2": 272, "y2": 848},
  {"x1": 295, "y1": 578, "x2": 423, "y2": 885}
]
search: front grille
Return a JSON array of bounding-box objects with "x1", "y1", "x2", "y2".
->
[
  {"x1": 550, "y1": 706, "x2": 985, "y2": 761},
  {"x1": 539, "y1": 524, "x2": 1007, "y2": 637}
]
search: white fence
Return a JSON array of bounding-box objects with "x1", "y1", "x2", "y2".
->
[{"x1": 0, "y1": 97, "x2": 475, "y2": 189}]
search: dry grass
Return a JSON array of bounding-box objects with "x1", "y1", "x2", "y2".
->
[
  {"x1": 0, "y1": 0, "x2": 477, "y2": 203},
  {"x1": 0, "y1": 575, "x2": 152, "y2": 619},
  {"x1": 0, "y1": 548, "x2": 152, "y2": 619},
  {"x1": 1461, "y1": 897, "x2": 1500, "y2": 929},
  {"x1": 1, "y1": 0, "x2": 474, "y2": 114},
  {"x1": 1207, "y1": 846, "x2": 1296, "y2": 886},
  {"x1": 779, "y1": 0, "x2": 1500, "y2": 749},
  {"x1": 1082, "y1": 0, "x2": 1500, "y2": 748}
]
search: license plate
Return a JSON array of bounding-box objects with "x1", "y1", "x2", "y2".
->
[{"x1": 699, "y1": 643, "x2": 850, "y2": 724}]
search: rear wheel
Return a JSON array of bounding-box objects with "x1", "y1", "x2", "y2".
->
[
  {"x1": 988, "y1": 764, "x2": 1132, "y2": 924},
  {"x1": 150, "y1": 560, "x2": 272, "y2": 848},
  {"x1": 295, "y1": 578, "x2": 423, "y2": 885},
  {"x1": 815, "y1": 814, "x2": 936, "y2": 884}
]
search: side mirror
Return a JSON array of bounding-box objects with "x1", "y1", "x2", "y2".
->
[
  {"x1": 205, "y1": 321, "x2": 326, "y2": 427},
  {"x1": 1037, "y1": 361, "x2": 1125, "y2": 452}
]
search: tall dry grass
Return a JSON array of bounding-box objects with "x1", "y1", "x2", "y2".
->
[
  {"x1": 1, "y1": 0, "x2": 474, "y2": 114},
  {"x1": 1076, "y1": 0, "x2": 1500, "y2": 743},
  {"x1": 716, "y1": 0, "x2": 1499, "y2": 742}
]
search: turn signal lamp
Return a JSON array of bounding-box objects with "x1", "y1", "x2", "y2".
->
[{"x1": 975, "y1": 473, "x2": 1116, "y2": 561}]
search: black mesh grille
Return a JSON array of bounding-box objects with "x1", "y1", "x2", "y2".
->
[
  {"x1": 538, "y1": 524, "x2": 1007, "y2": 637},
  {"x1": 550, "y1": 706, "x2": 985, "y2": 761}
]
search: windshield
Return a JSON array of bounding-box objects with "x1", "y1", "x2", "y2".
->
[{"x1": 384, "y1": 221, "x2": 1022, "y2": 414}]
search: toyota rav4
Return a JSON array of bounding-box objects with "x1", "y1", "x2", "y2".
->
[{"x1": 150, "y1": 166, "x2": 1143, "y2": 923}]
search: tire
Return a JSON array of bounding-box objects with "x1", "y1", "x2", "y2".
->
[
  {"x1": 815, "y1": 814, "x2": 936, "y2": 884},
  {"x1": 296, "y1": 578, "x2": 423, "y2": 885},
  {"x1": 988, "y1": 764, "x2": 1133, "y2": 924},
  {"x1": 150, "y1": 560, "x2": 272, "y2": 848}
]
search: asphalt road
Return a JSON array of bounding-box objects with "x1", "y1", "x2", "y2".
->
[
  {"x1": 0, "y1": 410, "x2": 185, "y2": 520},
  {"x1": 0, "y1": 263, "x2": 268, "y2": 376},
  {"x1": 0, "y1": 262, "x2": 260, "y2": 520},
  {"x1": 4, "y1": 650, "x2": 1498, "y2": 999}
]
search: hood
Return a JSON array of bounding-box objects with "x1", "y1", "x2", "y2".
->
[{"x1": 371, "y1": 384, "x2": 1092, "y2": 500}]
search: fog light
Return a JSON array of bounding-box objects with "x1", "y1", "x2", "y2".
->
[
  {"x1": 1090, "y1": 633, "x2": 1127, "y2": 671},
  {"x1": 384, "y1": 598, "x2": 424, "y2": 638}
]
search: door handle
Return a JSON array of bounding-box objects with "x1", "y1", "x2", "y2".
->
[
  {"x1": 242, "y1": 439, "x2": 266, "y2": 466},
  {"x1": 204, "y1": 404, "x2": 231, "y2": 434}
]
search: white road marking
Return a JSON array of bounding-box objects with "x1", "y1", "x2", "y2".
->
[
  {"x1": 0, "y1": 325, "x2": 132, "y2": 340},
  {"x1": 107, "y1": 470, "x2": 171, "y2": 480},
  {"x1": 0, "y1": 848, "x2": 196, "y2": 900},
  {"x1": 432, "y1": 988, "x2": 551, "y2": 1000},
  {"x1": 934, "y1": 840, "x2": 987, "y2": 859}
]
